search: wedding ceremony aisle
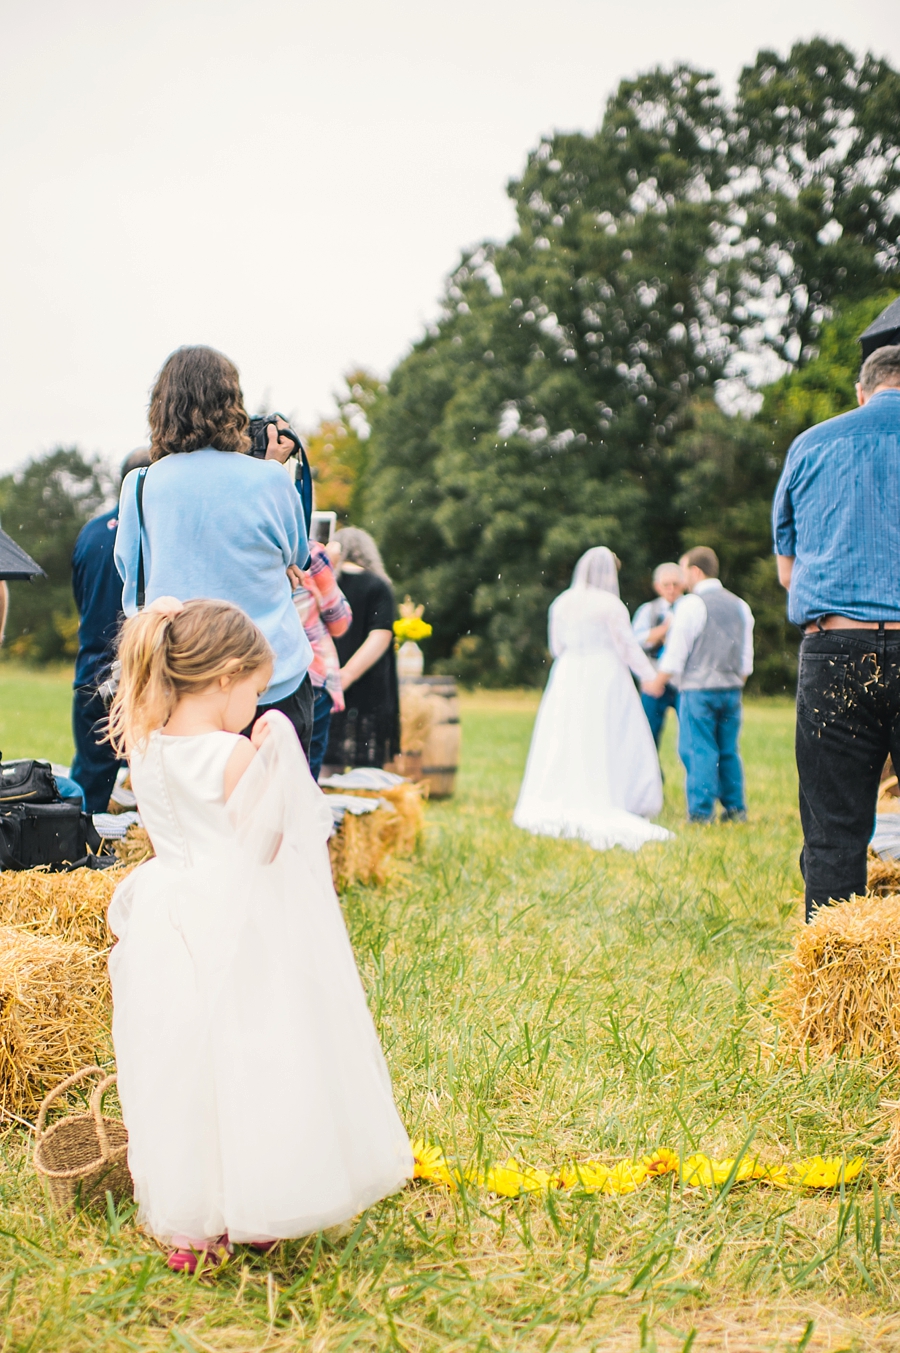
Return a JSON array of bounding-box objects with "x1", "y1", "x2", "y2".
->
[{"x1": 0, "y1": 671, "x2": 895, "y2": 1351}]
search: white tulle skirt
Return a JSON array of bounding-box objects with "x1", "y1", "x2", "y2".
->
[
  {"x1": 107, "y1": 725, "x2": 412, "y2": 1245},
  {"x1": 514, "y1": 650, "x2": 673, "y2": 852}
]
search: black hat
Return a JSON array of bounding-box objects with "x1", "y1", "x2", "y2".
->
[
  {"x1": 0, "y1": 527, "x2": 44, "y2": 581},
  {"x1": 859, "y1": 296, "x2": 900, "y2": 360}
]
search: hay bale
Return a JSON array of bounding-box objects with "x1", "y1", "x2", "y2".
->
[
  {"x1": 113, "y1": 825, "x2": 154, "y2": 869},
  {"x1": 776, "y1": 893, "x2": 900, "y2": 1064},
  {"x1": 0, "y1": 867, "x2": 121, "y2": 950},
  {"x1": 329, "y1": 806, "x2": 403, "y2": 889},
  {"x1": 868, "y1": 853, "x2": 900, "y2": 896},
  {"x1": 329, "y1": 782, "x2": 426, "y2": 856},
  {"x1": 0, "y1": 926, "x2": 111, "y2": 1115}
]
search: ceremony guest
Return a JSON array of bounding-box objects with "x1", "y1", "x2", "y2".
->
[
  {"x1": 772, "y1": 341, "x2": 900, "y2": 921},
  {"x1": 632, "y1": 562, "x2": 685, "y2": 747},
  {"x1": 292, "y1": 540, "x2": 352, "y2": 781},
  {"x1": 70, "y1": 449, "x2": 151, "y2": 812},
  {"x1": 514, "y1": 547, "x2": 672, "y2": 852},
  {"x1": 643, "y1": 547, "x2": 754, "y2": 824},
  {"x1": 115, "y1": 346, "x2": 314, "y2": 751},
  {"x1": 324, "y1": 528, "x2": 400, "y2": 770},
  {"x1": 107, "y1": 598, "x2": 412, "y2": 1272}
]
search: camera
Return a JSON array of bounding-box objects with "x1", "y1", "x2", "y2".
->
[{"x1": 247, "y1": 414, "x2": 303, "y2": 460}]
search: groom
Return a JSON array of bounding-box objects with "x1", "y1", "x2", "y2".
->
[{"x1": 642, "y1": 547, "x2": 754, "y2": 823}]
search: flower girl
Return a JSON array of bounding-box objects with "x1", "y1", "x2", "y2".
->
[{"x1": 107, "y1": 597, "x2": 412, "y2": 1272}]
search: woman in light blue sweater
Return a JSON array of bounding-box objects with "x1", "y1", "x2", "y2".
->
[{"x1": 115, "y1": 346, "x2": 314, "y2": 747}]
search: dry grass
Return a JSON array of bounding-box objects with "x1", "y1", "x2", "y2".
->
[
  {"x1": 776, "y1": 892, "x2": 900, "y2": 1064},
  {"x1": 0, "y1": 925, "x2": 110, "y2": 1116}
]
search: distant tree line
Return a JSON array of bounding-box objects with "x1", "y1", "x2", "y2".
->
[{"x1": 3, "y1": 40, "x2": 899, "y2": 690}]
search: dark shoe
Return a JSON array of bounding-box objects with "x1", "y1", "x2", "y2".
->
[
  {"x1": 688, "y1": 814, "x2": 715, "y2": 824},
  {"x1": 721, "y1": 809, "x2": 748, "y2": 823}
]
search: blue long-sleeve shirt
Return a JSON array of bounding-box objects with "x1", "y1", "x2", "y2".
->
[
  {"x1": 772, "y1": 389, "x2": 900, "y2": 626},
  {"x1": 115, "y1": 448, "x2": 312, "y2": 703}
]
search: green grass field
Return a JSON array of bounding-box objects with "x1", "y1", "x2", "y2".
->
[{"x1": 1, "y1": 670, "x2": 899, "y2": 1351}]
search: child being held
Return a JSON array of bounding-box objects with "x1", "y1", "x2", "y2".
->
[{"x1": 107, "y1": 597, "x2": 412, "y2": 1273}]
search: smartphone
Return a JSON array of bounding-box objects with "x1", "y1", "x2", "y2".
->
[{"x1": 310, "y1": 510, "x2": 336, "y2": 544}]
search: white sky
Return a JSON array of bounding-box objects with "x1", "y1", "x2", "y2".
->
[{"x1": 1, "y1": 0, "x2": 898, "y2": 474}]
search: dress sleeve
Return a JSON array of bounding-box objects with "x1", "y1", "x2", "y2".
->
[{"x1": 606, "y1": 599, "x2": 656, "y2": 682}]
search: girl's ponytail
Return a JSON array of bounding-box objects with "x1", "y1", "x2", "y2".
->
[{"x1": 108, "y1": 598, "x2": 271, "y2": 754}]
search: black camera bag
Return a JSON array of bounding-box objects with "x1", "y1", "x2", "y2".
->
[
  {"x1": 0, "y1": 757, "x2": 59, "y2": 805},
  {"x1": 0, "y1": 802, "x2": 109, "y2": 872}
]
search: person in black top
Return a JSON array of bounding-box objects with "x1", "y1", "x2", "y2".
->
[
  {"x1": 70, "y1": 449, "x2": 152, "y2": 810},
  {"x1": 324, "y1": 528, "x2": 400, "y2": 770}
]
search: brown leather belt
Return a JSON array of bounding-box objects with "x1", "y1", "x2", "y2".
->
[{"x1": 804, "y1": 615, "x2": 900, "y2": 634}]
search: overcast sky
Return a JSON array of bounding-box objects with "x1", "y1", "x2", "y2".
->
[{"x1": 1, "y1": 0, "x2": 897, "y2": 474}]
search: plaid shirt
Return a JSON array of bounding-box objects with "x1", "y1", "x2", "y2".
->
[{"x1": 291, "y1": 542, "x2": 352, "y2": 709}]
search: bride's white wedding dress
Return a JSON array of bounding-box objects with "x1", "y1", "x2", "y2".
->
[
  {"x1": 108, "y1": 712, "x2": 413, "y2": 1245},
  {"x1": 514, "y1": 581, "x2": 673, "y2": 852}
]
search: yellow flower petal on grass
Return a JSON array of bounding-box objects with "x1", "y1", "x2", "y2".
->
[
  {"x1": 478, "y1": 1158, "x2": 554, "y2": 1197},
  {"x1": 603, "y1": 1160, "x2": 650, "y2": 1195},
  {"x1": 558, "y1": 1160, "x2": 612, "y2": 1193},
  {"x1": 789, "y1": 1156, "x2": 864, "y2": 1189},
  {"x1": 411, "y1": 1139, "x2": 457, "y2": 1188},
  {"x1": 642, "y1": 1148, "x2": 679, "y2": 1177}
]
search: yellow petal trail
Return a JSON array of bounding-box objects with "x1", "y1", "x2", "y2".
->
[{"x1": 411, "y1": 1140, "x2": 865, "y2": 1199}]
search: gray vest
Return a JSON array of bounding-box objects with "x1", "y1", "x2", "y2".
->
[{"x1": 681, "y1": 587, "x2": 746, "y2": 691}]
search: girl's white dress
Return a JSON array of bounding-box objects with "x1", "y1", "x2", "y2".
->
[
  {"x1": 513, "y1": 585, "x2": 674, "y2": 852},
  {"x1": 108, "y1": 712, "x2": 413, "y2": 1245}
]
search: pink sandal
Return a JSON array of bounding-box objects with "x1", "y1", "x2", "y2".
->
[{"x1": 167, "y1": 1236, "x2": 232, "y2": 1274}]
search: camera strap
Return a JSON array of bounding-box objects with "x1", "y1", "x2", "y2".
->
[{"x1": 135, "y1": 466, "x2": 149, "y2": 610}]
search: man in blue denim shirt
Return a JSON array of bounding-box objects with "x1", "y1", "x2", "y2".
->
[{"x1": 772, "y1": 343, "x2": 900, "y2": 920}]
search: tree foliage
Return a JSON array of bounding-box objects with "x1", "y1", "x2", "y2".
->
[
  {"x1": 306, "y1": 370, "x2": 384, "y2": 523},
  {"x1": 359, "y1": 40, "x2": 900, "y2": 686},
  {"x1": 0, "y1": 448, "x2": 111, "y2": 662}
]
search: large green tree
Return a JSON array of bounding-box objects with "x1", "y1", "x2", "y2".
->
[
  {"x1": 360, "y1": 40, "x2": 900, "y2": 685},
  {"x1": 0, "y1": 448, "x2": 111, "y2": 662}
]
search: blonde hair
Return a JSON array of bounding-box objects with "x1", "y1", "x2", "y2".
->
[{"x1": 109, "y1": 599, "x2": 272, "y2": 753}]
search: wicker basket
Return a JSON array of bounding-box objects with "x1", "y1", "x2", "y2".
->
[{"x1": 33, "y1": 1066, "x2": 132, "y2": 1212}]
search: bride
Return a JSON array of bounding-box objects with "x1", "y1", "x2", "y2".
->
[{"x1": 514, "y1": 547, "x2": 673, "y2": 852}]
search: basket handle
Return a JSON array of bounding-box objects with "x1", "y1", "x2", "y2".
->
[
  {"x1": 35, "y1": 1066, "x2": 107, "y2": 1143},
  {"x1": 88, "y1": 1075, "x2": 118, "y2": 1162}
]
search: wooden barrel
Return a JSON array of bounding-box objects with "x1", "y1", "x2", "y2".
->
[{"x1": 399, "y1": 676, "x2": 461, "y2": 798}]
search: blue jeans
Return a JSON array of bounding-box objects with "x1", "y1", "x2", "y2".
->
[
  {"x1": 677, "y1": 688, "x2": 746, "y2": 821},
  {"x1": 640, "y1": 683, "x2": 679, "y2": 747},
  {"x1": 308, "y1": 688, "x2": 334, "y2": 782}
]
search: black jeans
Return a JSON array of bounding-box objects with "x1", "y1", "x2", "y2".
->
[
  {"x1": 246, "y1": 674, "x2": 314, "y2": 758},
  {"x1": 796, "y1": 629, "x2": 900, "y2": 921}
]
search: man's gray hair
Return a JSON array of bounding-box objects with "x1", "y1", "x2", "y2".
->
[
  {"x1": 334, "y1": 526, "x2": 391, "y2": 581},
  {"x1": 860, "y1": 343, "x2": 900, "y2": 396},
  {"x1": 653, "y1": 562, "x2": 683, "y2": 585}
]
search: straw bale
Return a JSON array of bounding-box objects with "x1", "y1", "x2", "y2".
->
[
  {"x1": 113, "y1": 825, "x2": 154, "y2": 869},
  {"x1": 0, "y1": 867, "x2": 122, "y2": 950},
  {"x1": 867, "y1": 852, "x2": 900, "y2": 896},
  {"x1": 329, "y1": 806, "x2": 402, "y2": 888},
  {"x1": 776, "y1": 893, "x2": 900, "y2": 1064},
  {"x1": 0, "y1": 925, "x2": 111, "y2": 1115},
  {"x1": 329, "y1": 781, "x2": 426, "y2": 855},
  {"x1": 399, "y1": 684, "x2": 435, "y2": 755}
]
